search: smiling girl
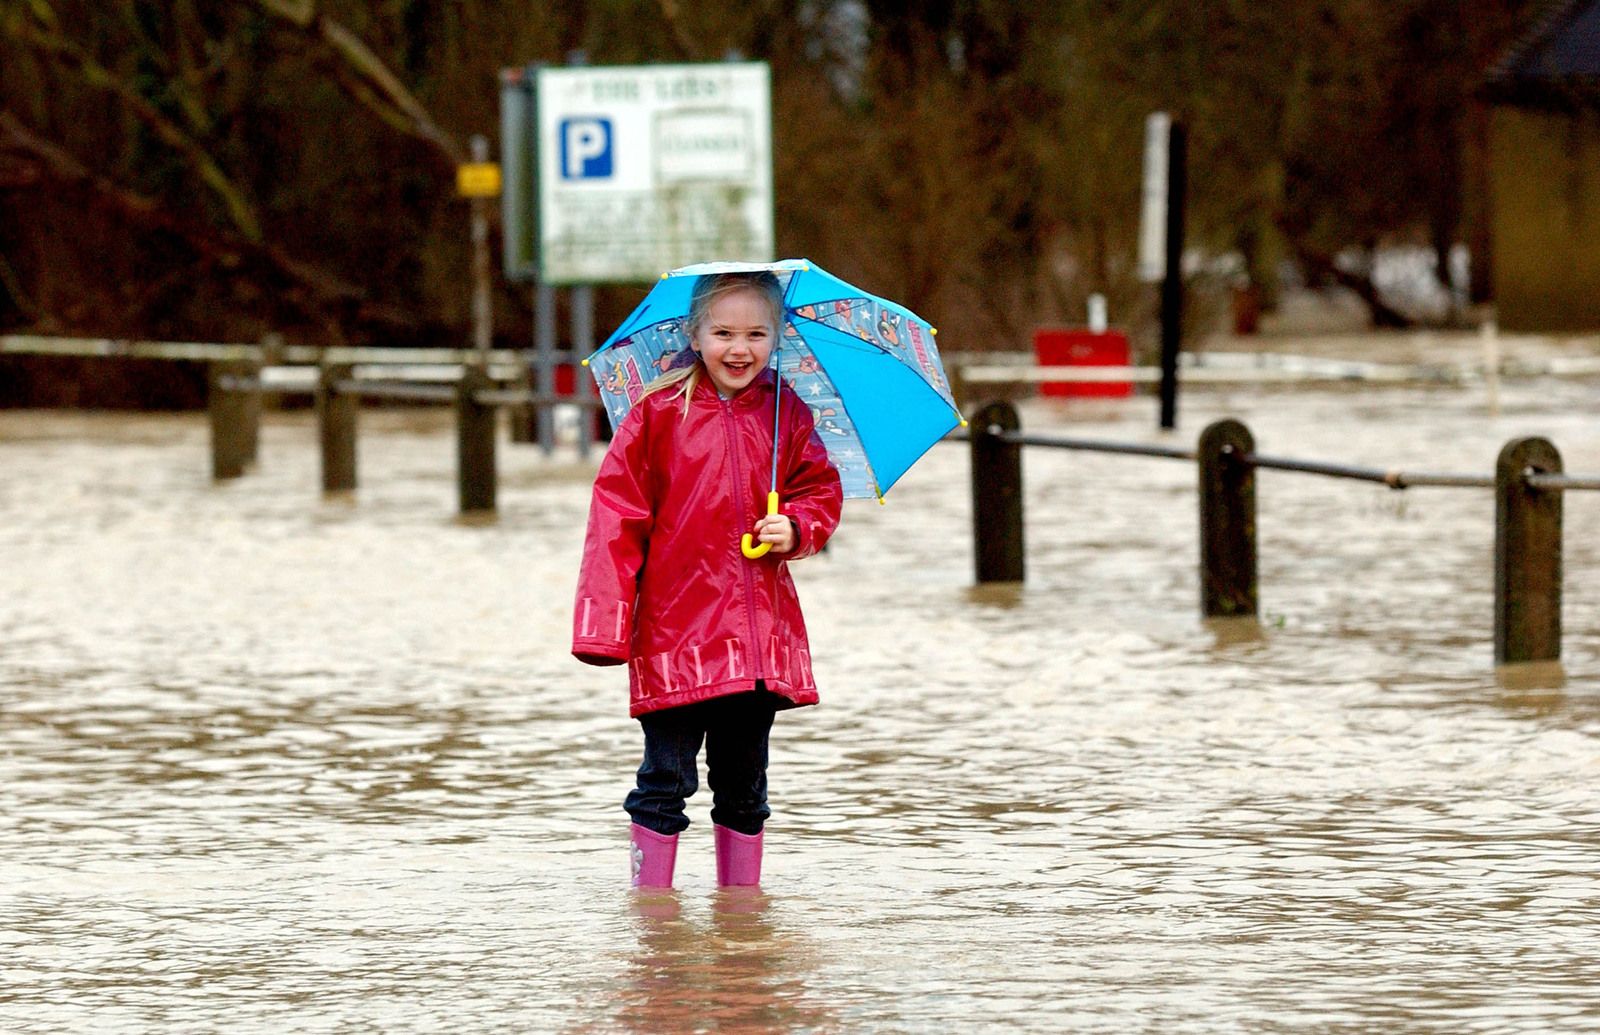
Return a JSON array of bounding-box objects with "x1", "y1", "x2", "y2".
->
[{"x1": 572, "y1": 271, "x2": 843, "y2": 891}]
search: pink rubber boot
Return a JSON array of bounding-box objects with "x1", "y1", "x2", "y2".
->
[
  {"x1": 630, "y1": 824, "x2": 678, "y2": 888},
  {"x1": 713, "y1": 824, "x2": 763, "y2": 887}
]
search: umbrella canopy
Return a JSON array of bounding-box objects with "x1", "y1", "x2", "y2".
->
[{"x1": 586, "y1": 259, "x2": 962, "y2": 500}]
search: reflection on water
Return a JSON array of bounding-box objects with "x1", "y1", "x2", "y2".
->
[
  {"x1": 2, "y1": 383, "x2": 1599, "y2": 1031},
  {"x1": 610, "y1": 892, "x2": 834, "y2": 1034},
  {"x1": 1495, "y1": 659, "x2": 1567, "y2": 693}
]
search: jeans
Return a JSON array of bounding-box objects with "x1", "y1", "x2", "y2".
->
[{"x1": 624, "y1": 687, "x2": 780, "y2": 837}]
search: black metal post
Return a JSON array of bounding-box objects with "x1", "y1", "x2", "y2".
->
[
  {"x1": 1159, "y1": 121, "x2": 1187, "y2": 431},
  {"x1": 1495, "y1": 437, "x2": 1562, "y2": 665},
  {"x1": 1198, "y1": 418, "x2": 1257, "y2": 618},
  {"x1": 971, "y1": 401, "x2": 1024, "y2": 583}
]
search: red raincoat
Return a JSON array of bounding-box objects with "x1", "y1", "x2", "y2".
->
[{"x1": 572, "y1": 369, "x2": 843, "y2": 717}]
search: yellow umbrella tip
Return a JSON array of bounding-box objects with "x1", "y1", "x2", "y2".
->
[
  {"x1": 930, "y1": 327, "x2": 938, "y2": 335},
  {"x1": 581, "y1": 358, "x2": 590, "y2": 367}
]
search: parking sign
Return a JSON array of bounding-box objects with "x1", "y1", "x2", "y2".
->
[
  {"x1": 532, "y1": 62, "x2": 773, "y2": 285},
  {"x1": 560, "y1": 117, "x2": 613, "y2": 179}
]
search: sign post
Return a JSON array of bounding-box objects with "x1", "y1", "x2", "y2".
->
[
  {"x1": 458, "y1": 135, "x2": 499, "y2": 370},
  {"x1": 1138, "y1": 112, "x2": 1186, "y2": 431}
]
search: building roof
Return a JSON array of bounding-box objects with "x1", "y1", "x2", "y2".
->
[{"x1": 1483, "y1": 0, "x2": 1600, "y2": 109}]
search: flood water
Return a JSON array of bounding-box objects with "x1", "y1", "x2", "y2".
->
[{"x1": 3, "y1": 374, "x2": 1599, "y2": 1032}]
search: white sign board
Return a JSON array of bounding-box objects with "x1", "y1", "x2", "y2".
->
[
  {"x1": 536, "y1": 62, "x2": 774, "y2": 285},
  {"x1": 1136, "y1": 111, "x2": 1171, "y2": 283}
]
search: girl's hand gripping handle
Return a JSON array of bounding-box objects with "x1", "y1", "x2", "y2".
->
[{"x1": 740, "y1": 492, "x2": 780, "y2": 559}]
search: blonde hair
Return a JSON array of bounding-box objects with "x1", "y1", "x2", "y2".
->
[{"x1": 640, "y1": 271, "x2": 785, "y2": 417}]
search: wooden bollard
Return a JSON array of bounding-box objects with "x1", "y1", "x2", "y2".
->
[
  {"x1": 207, "y1": 360, "x2": 253, "y2": 480},
  {"x1": 457, "y1": 366, "x2": 497, "y2": 514},
  {"x1": 239, "y1": 357, "x2": 262, "y2": 469},
  {"x1": 1495, "y1": 437, "x2": 1562, "y2": 665},
  {"x1": 971, "y1": 400, "x2": 1024, "y2": 583},
  {"x1": 509, "y1": 366, "x2": 536, "y2": 444},
  {"x1": 1198, "y1": 419, "x2": 1258, "y2": 618},
  {"x1": 317, "y1": 363, "x2": 357, "y2": 493}
]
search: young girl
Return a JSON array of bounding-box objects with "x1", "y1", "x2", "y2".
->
[{"x1": 572, "y1": 271, "x2": 843, "y2": 890}]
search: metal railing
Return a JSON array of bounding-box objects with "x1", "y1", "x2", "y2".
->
[{"x1": 966, "y1": 399, "x2": 1594, "y2": 670}]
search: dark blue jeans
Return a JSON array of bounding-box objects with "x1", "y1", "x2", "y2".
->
[{"x1": 625, "y1": 687, "x2": 780, "y2": 837}]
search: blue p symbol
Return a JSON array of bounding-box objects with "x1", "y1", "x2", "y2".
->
[{"x1": 561, "y1": 117, "x2": 613, "y2": 179}]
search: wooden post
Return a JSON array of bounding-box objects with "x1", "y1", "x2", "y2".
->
[
  {"x1": 317, "y1": 363, "x2": 357, "y2": 493},
  {"x1": 1495, "y1": 437, "x2": 1562, "y2": 665},
  {"x1": 1198, "y1": 418, "x2": 1257, "y2": 618},
  {"x1": 509, "y1": 365, "x2": 535, "y2": 443},
  {"x1": 208, "y1": 360, "x2": 250, "y2": 481},
  {"x1": 457, "y1": 365, "x2": 497, "y2": 514},
  {"x1": 239, "y1": 355, "x2": 262, "y2": 470},
  {"x1": 971, "y1": 400, "x2": 1024, "y2": 583}
]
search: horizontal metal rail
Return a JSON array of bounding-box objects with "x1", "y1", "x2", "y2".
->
[
  {"x1": 996, "y1": 430, "x2": 1196, "y2": 461},
  {"x1": 1241, "y1": 453, "x2": 1495, "y2": 490},
  {"x1": 214, "y1": 373, "x2": 601, "y2": 410},
  {"x1": 965, "y1": 425, "x2": 1593, "y2": 494},
  {"x1": 0, "y1": 333, "x2": 554, "y2": 367},
  {"x1": 473, "y1": 388, "x2": 603, "y2": 409},
  {"x1": 958, "y1": 349, "x2": 1600, "y2": 386},
  {"x1": 3, "y1": 334, "x2": 261, "y2": 362},
  {"x1": 334, "y1": 379, "x2": 457, "y2": 403},
  {"x1": 962, "y1": 364, "x2": 1436, "y2": 384},
  {"x1": 1527, "y1": 473, "x2": 1600, "y2": 491}
]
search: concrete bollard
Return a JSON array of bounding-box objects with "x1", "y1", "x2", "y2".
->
[
  {"x1": 207, "y1": 360, "x2": 254, "y2": 480},
  {"x1": 1495, "y1": 437, "x2": 1562, "y2": 665},
  {"x1": 317, "y1": 363, "x2": 357, "y2": 493},
  {"x1": 971, "y1": 400, "x2": 1024, "y2": 583},
  {"x1": 457, "y1": 366, "x2": 497, "y2": 514},
  {"x1": 1198, "y1": 419, "x2": 1259, "y2": 618}
]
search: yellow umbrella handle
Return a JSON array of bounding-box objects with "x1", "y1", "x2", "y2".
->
[{"x1": 740, "y1": 492, "x2": 780, "y2": 559}]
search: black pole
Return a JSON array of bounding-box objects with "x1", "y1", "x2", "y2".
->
[
  {"x1": 1158, "y1": 121, "x2": 1187, "y2": 431},
  {"x1": 1198, "y1": 419, "x2": 1258, "y2": 618},
  {"x1": 971, "y1": 401, "x2": 1024, "y2": 584}
]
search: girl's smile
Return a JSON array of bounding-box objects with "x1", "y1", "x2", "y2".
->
[{"x1": 695, "y1": 289, "x2": 776, "y2": 397}]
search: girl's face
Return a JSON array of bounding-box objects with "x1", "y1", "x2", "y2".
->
[{"x1": 694, "y1": 288, "x2": 776, "y2": 397}]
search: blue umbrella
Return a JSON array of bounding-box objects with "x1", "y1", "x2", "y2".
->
[{"x1": 583, "y1": 259, "x2": 965, "y2": 556}]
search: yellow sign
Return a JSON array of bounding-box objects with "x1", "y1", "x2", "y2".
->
[{"x1": 456, "y1": 162, "x2": 502, "y2": 198}]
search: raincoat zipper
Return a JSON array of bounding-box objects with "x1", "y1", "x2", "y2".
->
[{"x1": 718, "y1": 392, "x2": 765, "y2": 682}]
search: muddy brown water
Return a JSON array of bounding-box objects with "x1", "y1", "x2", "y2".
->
[{"x1": 3, "y1": 376, "x2": 1598, "y2": 1032}]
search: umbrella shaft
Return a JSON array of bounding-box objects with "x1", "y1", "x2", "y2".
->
[{"x1": 769, "y1": 342, "x2": 781, "y2": 492}]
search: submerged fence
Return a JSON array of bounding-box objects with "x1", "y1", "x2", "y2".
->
[
  {"x1": 207, "y1": 359, "x2": 599, "y2": 513},
  {"x1": 967, "y1": 399, "x2": 1596, "y2": 669},
  {"x1": 2, "y1": 335, "x2": 599, "y2": 514},
  {"x1": 7, "y1": 334, "x2": 1595, "y2": 669}
]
